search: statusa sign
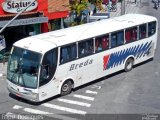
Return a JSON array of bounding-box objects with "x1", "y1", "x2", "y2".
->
[{"x1": 2, "y1": 0, "x2": 38, "y2": 13}]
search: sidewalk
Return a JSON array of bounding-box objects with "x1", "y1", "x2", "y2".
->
[
  {"x1": 0, "y1": 62, "x2": 7, "y2": 78},
  {"x1": 110, "y1": 0, "x2": 148, "y2": 17}
]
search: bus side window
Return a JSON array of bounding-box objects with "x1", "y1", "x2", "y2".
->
[
  {"x1": 95, "y1": 34, "x2": 109, "y2": 52},
  {"x1": 117, "y1": 30, "x2": 124, "y2": 45},
  {"x1": 78, "y1": 39, "x2": 93, "y2": 57},
  {"x1": 139, "y1": 24, "x2": 146, "y2": 39},
  {"x1": 148, "y1": 21, "x2": 156, "y2": 37},
  {"x1": 132, "y1": 27, "x2": 137, "y2": 41},
  {"x1": 125, "y1": 29, "x2": 131, "y2": 43},
  {"x1": 111, "y1": 33, "x2": 117, "y2": 48},
  {"x1": 102, "y1": 35, "x2": 109, "y2": 50},
  {"x1": 60, "y1": 43, "x2": 77, "y2": 64},
  {"x1": 111, "y1": 30, "x2": 124, "y2": 48},
  {"x1": 125, "y1": 27, "x2": 137, "y2": 43}
]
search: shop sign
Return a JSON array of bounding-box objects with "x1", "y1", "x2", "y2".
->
[{"x1": 2, "y1": 0, "x2": 38, "y2": 13}]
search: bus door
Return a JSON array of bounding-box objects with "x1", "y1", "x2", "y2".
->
[{"x1": 38, "y1": 48, "x2": 59, "y2": 101}]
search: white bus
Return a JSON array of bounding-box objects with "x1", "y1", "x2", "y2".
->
[{"x1": 7, "y1": 14, "x2": 158, "y2": 102}]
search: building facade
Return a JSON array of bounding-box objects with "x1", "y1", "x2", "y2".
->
[{"x1": 0, "y1": 0, "x2": 69, "y2": 51}]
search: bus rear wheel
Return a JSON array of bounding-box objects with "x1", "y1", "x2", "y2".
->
[
  {"x1": 61, "y1": 80, "x2": 72, "y2": 96},
  {"x1": 125, "y1": 58, "x2": 134, "y2": 72}
]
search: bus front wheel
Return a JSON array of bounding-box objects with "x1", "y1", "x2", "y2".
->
[
  {"x1": 61, "y1": 80, "x2": 72, "y2": 96},
  {"x1": 125, "y1": 58, "x2": 134, "y2": 72}
]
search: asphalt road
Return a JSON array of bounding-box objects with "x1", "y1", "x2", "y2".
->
[{"x1": 0, "y1": 1, "x2": 160, "y2": 120}]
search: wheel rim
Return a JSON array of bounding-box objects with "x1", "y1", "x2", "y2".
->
[
  {"x1": 126, "y1": 60, "x2": 132, "y2": 70},
  {"x1": 62, "y1": 84, "x2": 69, "y2": 92}
]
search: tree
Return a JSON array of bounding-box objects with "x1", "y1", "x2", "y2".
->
[{"x1": 69, "y1": 0, "x2": 88, "y2": 25}]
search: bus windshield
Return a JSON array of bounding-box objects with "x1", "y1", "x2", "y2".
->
[{"x1": 7, "y1": 47, "x2": 42, "y2": 89}]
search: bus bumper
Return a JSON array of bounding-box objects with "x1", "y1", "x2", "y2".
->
[{"x1": 7, "y1": 83, "x2": 39, "y2": 102}]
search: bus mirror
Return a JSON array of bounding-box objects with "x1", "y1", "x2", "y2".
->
[{"x1": 41, "y1": 65, "x2": 49, "y2": 79}]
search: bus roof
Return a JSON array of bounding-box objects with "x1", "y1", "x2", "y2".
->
[{"x1": 14, "y1": 14, "x2": 157, "y2": 54}]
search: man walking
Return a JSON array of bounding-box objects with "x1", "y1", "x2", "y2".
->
[{"x1": 152, "y1": 0, "x2": 159, "y2": 9}]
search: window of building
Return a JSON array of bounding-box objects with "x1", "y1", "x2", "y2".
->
[
  {"x1": 148, "y1": 21, "x2": 156, "y2": 37},
  {"x1": 78, "y1": 39, "x2": 93, "y2": 57},
  {"x1": 111, "y1": 30, "x2": 124, "y2": 48},
  {"x1": 60, "y1": 43, "x2": 77, "y2": 64},
  {"x1": 95, "y1": 34, "x2": 109, "y2": 52},
  {"x1": 125, "y1": 27, "x2": 137, "y2": 43},
  {"x1": 139, "y1": 24, "x2": 146, "y2": 39}
]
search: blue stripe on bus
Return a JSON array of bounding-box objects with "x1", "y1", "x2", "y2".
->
[{"x1": 104, "y1": 41, "x2": 152, "y2": 70}]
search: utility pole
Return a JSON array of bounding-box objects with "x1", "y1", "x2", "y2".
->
[
  {"x1": 121, "y1": 0, "x2": 125, "y2": 15},
  {"x1": 0, "y1": 0, "x2": 36, "y2": 34}
]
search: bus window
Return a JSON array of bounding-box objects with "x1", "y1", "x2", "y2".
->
[
  {"x1": 111, "y1": 33, "x2": 117, "y2": 48},
  {"x1": 60, "y1": 43, "x2": 77, "y2": 64},
  {"x1": 132, "y1": 27, "x2": 137, "y2": 41},
  {"x1": 125, "y1": 30, "x2": 131, "y2": 43},
  {"x1": 40, "y1": 48, "x2": 58, "y2": 86},
  {"x1": 78, "y1": 39, "x2": 93, "y2": 57},
  {"x1": 148, "y1": 21, "x2": 156, "y2": 37},
  {"x1": 95, "y1": 34, "x2": 109, "y2": 52},
  {"x1": 139, "y1": 24, "x2": 146, "y2": 39},
  {"x1": 125, "y1": 27, "x2": 137, "y2": 43},
  {"x1": 117, "y1": 31, "x2": 124, "y2": 45},
  {"x1": 111, "y1": 30, "x2": 124, "y2": 48}
]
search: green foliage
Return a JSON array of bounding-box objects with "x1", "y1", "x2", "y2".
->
[{"x1": 69, "y1": 0, "x2": 88, "y2": 15}]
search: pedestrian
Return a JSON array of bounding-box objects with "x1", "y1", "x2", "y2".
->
[
  {"x1": 135, "y1": 0, "x2": 137, "y2": 4},
  {"x1": 158, "y1": 0, "x2": 160, "y2": 7},
  {"x1": 152, "y1": 0, "x2": 159, "y2": 9}
]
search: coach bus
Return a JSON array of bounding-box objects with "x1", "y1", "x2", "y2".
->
[{"x1": 7, "y1": 14, "x2": 158, "y2": 102}]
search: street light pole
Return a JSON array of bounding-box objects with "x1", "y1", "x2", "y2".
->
[
  {"x1": 121, "y1": 0, "x2": 125, "y2": 15},
  {"x1": 0, "y1": 0, "x2": 36, "y2": 34}
]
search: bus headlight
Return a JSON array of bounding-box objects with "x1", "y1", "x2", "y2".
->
[{"x1": 30, "y1": 93, "x2": 39, "y2": 99}]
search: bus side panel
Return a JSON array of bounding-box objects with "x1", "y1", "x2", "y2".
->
[
  {"x1": 38, "y1": 79, "x2": 60, "y2": 101},
  {"x1": 56, "y1": 62, "x2": 82, "y2": 89},
  {"x1": 95, "y1": 38, "x2": 156, "y2": 79},
  {"x1": 56, "y1": 36, "x2": 156, "y2": 92}
]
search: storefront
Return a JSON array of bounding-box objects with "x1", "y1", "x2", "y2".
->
[{"x1": 0, "y1": 0, "x2": 69, "y2": 51}]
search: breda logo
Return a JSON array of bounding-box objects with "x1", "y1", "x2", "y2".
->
[{"x1": 2, "y1": 0, "x2": 38, "y2": 13}]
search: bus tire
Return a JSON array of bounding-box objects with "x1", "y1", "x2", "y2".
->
[
  {"x1": 125, "y1": 58, "x2": 134, "y2": 72},
  {"x1": 61, "y1": 80, "x2": 72, "y2": 96}
]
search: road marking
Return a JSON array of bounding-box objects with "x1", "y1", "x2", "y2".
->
[
  {"x1": 85, "y1": 90, "x2": 98, "y2": 94},
  {"x1": 13, "y1": 105, "x2": 23, "y2": 109},
  {"x1": 24, "y1": 108, "x2": 52, "y2": 114},
  {"x1": 57, "y1": 98, "x2": 91, "y2": 107},
  {"x1": 0, "y1": 73, "x2": 3, "y2": 77},
  {"x1": 73, "y1": 94, "x2": 95, "y2": 101},
  {"x1": 42, "y1": 103, "x2": 87, "y2": 115},
  {"x1": 13, "y1": 105, "x2": 52, "y2": 114},
  {"x1": 91, "y1": 85, "x2": 101, "y2": 89}
]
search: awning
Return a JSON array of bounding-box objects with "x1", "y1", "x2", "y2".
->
[{"x1": 0, "y1": 17, "x2": 48, "y2": 27}]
